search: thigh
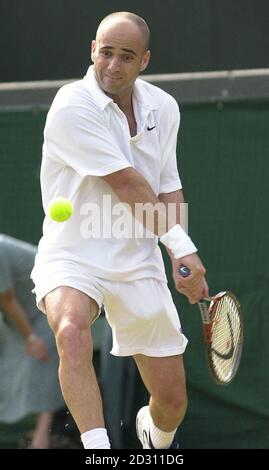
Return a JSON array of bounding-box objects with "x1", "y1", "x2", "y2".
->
[
  {"x1": 32, "y1": 258, "x2": 104, "y2": 315},
  {"x1": 133, "y1": 354, "x2": 186, "y2": 399},
  {"x1": 44, "y1": 286, "x2": 99, "y2": 332}
]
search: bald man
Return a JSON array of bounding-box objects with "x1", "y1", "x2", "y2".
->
[{"x1": 32, "y1": 11, "x2": 208, "y2": 449}]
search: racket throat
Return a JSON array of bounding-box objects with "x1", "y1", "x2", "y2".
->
[
  {"x1": 198, "y1": 301, "x2": 210, "y2": 324},
  {"x1": 198, "y1": 301, "x2": 212, "y2": 342}
]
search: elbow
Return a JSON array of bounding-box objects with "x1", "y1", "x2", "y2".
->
[{"x1": 103, "y1": 167, "x2": 135, "y2": 193}]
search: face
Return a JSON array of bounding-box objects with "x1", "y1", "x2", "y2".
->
[{"x1": 91, "y1": 20, "x2": 150, "y2": 99}]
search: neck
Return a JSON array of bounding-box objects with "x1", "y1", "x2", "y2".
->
[
  {"x1": 107, "y1": 88, "x2": 133, "y2": 114},
  {"x1": 108, "y1": 89, "x2": 137, "y2": 137}
]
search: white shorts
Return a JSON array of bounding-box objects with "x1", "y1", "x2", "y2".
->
[{"x1": 32, "y1": 260, "x2": 188, "y2": 357}]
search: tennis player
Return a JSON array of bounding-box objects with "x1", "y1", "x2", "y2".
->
[{"x1": 32, "y1": 11, "x2": 208, "y2": 449}]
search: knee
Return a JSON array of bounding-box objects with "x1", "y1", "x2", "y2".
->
[{"x1": 54, "y1": 315, "x2": 92, "y2": 363}]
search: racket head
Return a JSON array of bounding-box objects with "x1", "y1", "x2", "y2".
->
[{"x1": 204, "y1": 291, "x2": 243, "y2": 385}]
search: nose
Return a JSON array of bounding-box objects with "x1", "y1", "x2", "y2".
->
[{"x1": 108, "y1": 56, "x2": 121, "y2": 73}]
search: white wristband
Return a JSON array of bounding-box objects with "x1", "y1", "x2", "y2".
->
[{"x1": 160, "y1": 224, "x2": 197, "y2": 259}]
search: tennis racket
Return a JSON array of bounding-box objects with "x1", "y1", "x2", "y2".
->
[{"x1": 178, "y1": 265, "x2": 243, "y2": 385}]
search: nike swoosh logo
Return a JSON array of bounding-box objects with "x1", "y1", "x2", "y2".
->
[
  {"x1": 147, "y1": 125, "x2": 156, "y2": 131},
  {"x1": 143, "y1": 429, "x2": 155, "y2": 449}
]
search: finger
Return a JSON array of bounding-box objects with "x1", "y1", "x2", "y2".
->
[{"x1": 201, "y1": 278, "x2": 209, "y2": 298}]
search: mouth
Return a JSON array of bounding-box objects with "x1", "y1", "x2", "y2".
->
[{"x1": 104, "y1": 74, "x2": 123, "y2": 81}]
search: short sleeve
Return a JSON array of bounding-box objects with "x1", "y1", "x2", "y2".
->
[
  {"x1": 159, "y1": 97, "x2": 182, "y2": 194},
  {"x1": 0, "y1": 253, "x2": 12, "y2": 294},
  {"x1": 45, "y1": 104, "x2": 132, "y2": 178}
]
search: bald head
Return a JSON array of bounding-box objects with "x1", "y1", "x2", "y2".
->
[{"x1": 96, "y1": 12, "x2": 150, "y2": 51}]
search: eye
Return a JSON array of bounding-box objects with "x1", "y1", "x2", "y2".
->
[
  {"x1": 101, "y1": 50, "x2": 112, "y2": 57},
  {"x1": 123, "y1": 55, "x2": 133, "y2": 62}
]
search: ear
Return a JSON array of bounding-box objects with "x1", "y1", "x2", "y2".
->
[
  {"x1": 91, "y1": 40, "x2": 96, "y2": 62},
  {"x1": 140, "y1": 50, "x2": 151, "y2": 72}
]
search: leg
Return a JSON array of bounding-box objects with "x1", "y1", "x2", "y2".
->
[
  {"x1": 134, "y1": 354, "x2": 187, "y2": 431},
  {"x1": 30, "y1": 411, "x2": 53, "y2": 449},
  {"x1": 103, "y1": 278, "x2": 187, "y2": 448},
  {"x1": 134, "y1": 354, "x2": 187, "y2": 448},
  {"x1": 100, "y1": 320, "x2": 124, "y2": 449},
  {"x1": 44, "y1": 286, "x2": 104, "y2": 435}
]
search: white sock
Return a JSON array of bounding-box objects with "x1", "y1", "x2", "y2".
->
[
  {"x1": 147, "y1": 409, "x2": 177, "y2": 449},
  {"x1": 81, "y1": 428, "x2": 111, "y2": 449}
]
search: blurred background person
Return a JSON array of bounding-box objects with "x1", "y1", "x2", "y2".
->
[{"x1": 0, "y1": 234, "x2": 65, "y2": 449}]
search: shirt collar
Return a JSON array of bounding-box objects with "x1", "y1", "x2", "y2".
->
[
  {"x1": 83, "y1": 66, "x2": 113, "y2": 110},
  {"x1": 84, "y1": 65, "x2": 159, "y2": 112},
  {"x1": 133, "y1": 79, "x2": 159, "y2": 111}
]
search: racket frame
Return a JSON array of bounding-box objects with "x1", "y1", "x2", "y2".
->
[
  {"x1": 199, "y1": 292, "x2": 243, "y2": 385},
  {"x1": 178, "y1": 265, "x2": 243, "y2": 385}
]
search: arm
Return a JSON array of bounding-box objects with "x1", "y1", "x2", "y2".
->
[
  {"x1": 159, "y1": 190, "x2": 208, "y2": 303},
  {"x1": 0, "y1": 289, "x2": 50, "y2": 362},
  {"x1": 103, "y1": 167, "x2": 170, "y2": 236},
  {"x1": 103, "y1": 169, "x2": 208, "y2": 303}
]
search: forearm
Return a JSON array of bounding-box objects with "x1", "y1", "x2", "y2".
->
[
  {"x1": 0, "y1": 289, "x2": 49, "y2": 361},
  {"x1": 159, "y1": 189, "x2": 185, "y2": 226},
  {"x1": 159, "y1": 190, "x2": 186, "y2": 259},
  {"x1": 0, "y1": 295, "x2": 33, "y2": 339},
  {"x1": 104, "y1": 168, "x2": 172, "y2": 236},
  {"x1": 104, "y1": 167, "x2": 196, "y2": 258}
]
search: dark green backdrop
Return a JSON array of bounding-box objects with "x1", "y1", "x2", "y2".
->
[
  {"x1": 1, "y1": 0, "x2": 269, "y2": 82},
  {"x1": 167, "y1": 100, "x2": 269, "y2": 448},
  {"x1": 0, "y1": 96, "x2": 268, "y2": 448}
]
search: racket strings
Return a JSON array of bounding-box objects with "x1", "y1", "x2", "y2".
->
[{"x1": 209, "y1": 294, "x2": 242, "y2": 383}]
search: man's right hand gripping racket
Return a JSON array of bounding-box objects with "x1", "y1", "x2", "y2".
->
[{"x1": 179, "y1": 265, "x2": 243, "y2": 385}]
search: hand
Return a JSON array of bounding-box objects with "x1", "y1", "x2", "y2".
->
[
  {"x1": 172, "y1": 253, "x2": 209, "y2": 304},
  {"x1": 25, "y1": 335, "x2": 50, "y2": 362}
]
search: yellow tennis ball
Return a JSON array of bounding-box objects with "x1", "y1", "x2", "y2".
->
[{"x1": 48, "y1": 197, "x2": 73, "y2": 222}]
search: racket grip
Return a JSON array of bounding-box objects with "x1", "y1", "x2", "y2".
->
[{"x1": 178, "y1": 265, "x2": 191, "y2": 277}]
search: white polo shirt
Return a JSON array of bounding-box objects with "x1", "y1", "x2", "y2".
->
[{"x1": 35, "y1": 66, "x2": 182, "y2": 282}]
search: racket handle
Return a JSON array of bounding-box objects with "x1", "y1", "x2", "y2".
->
[
  {"x1": 178, "y1": 265, "x2": 191, "y2": 277},
  {"x1": 178, "y1": 265, "x2": 212, "y2": 302}
]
